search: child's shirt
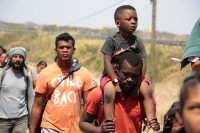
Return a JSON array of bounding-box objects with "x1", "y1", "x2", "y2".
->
[
  {"x1": 188, "y1": 56, "x2": 200, "y2": 76},
  {"x1": 101, "y1": 32, "x2": 146, "y2": 76},
  {"x1": 101, "y1": 32, "x2": 146, "y2": 58}
]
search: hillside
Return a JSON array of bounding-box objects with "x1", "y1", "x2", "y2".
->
[
  {"x1": 0, "y1": 21, "x2": 191, "y2": 130},
  {"x1": 0, "y1": 31, "x2": 190, "y2": 81}
]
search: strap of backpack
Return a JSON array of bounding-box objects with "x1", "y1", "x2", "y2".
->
[
  {"x1": 94, "y1": 89, "x2": 104, "y2": 126},
  {"x1": 0, "y1": 68, "x2": 8, "y2": 91},
  {"x1": 44, "y1": 63, "x2": 81, "y2": 102},
  {"x1": 97, "y1": 90, "x2": 104, "y2": 124}
]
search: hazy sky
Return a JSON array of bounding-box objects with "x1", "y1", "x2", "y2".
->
[{"x1": 0, "y1": 0, "x2": 199, "y2": 35}]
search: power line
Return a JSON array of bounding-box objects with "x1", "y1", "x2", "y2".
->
[{"x1": 66, "y1": 0, "x2": 126, "y2": 26}]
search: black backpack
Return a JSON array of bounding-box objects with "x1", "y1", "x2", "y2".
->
[{"x1": 163, "y1": 101, "x2": 180, "y2": 133}]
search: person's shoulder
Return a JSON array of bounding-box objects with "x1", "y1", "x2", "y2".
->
[
  {"x1": 85, "y1": 87, "x2": 102, "y2": 114},
  {"x1": 30, "y1": 65, "x2": 37, "y2": 73},
  {"x1": 30, "y1": 65, "x2": 36, "y2": 70},
  {"x1": 79, "y1": 66, "x2": 90, "y2": 73},
  {"x1": 133, "y1": 34, "x2": 142, "y2": 42},
  {"x1": 38, "y1": 62, "x2": 56, "y2": 76},
  {"x1": 106, "y1": 32, "x2": 119, "y2": 40},
  {"x1": 88, "y1": 87, "x2": 102, "y2": 100},
  {"x1": 74, "y1": 66, "x2": 92, "y2": 78},
  {"x1": 42, "y1": 62, "x2": 56, "y2": 71},
  {"x1": 0, "y1": 68, "x2": 7, "y2": 79},
  {"x1": 91, "y1": 87, "x2": 102, "y2": 95}
]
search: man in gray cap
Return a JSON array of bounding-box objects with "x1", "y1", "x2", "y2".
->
[{"x1": 0, "y1": 47, "x2": 34, "y2": 133}]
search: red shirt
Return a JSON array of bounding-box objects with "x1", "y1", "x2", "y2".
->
[
  {"x1": 100, "y1": 76, "x2": 157, "y2": 116},
  {"x1": 85, "y1": 76, "x2": 145, "y2": 133}
]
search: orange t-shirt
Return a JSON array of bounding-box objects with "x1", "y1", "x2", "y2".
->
[
  {"x1": 85, "y1": 87, "x2": 145, "y2": 133},
  {"x1": 35, "y1": 62, "x2": 94, "y2": 133}
]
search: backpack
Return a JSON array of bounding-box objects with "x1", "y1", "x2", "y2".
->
[
  {"x1": 94, "y1": 89, "x2": 104, "y2": 126},
  {"x1": 35, "y1": 63, "x2": 81, "y2": 133},
  {"x1": 94, "y1": 76, "x2": 109, "y2": 127},
  {"x1": 163, "y1": 101, "x2": 180, "y2": 133}
]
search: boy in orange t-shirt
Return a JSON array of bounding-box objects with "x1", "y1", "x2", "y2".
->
[{"x1": 30, "y1": 33, "x2": 94, "y2": 133}]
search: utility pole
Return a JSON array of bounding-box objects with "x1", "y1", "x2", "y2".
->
[{"x1": 150, "y1": 0, "x2": 156, "y2": 93}]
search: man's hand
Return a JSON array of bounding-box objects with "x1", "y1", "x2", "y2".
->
[
  {"x1": 100, "y1": 118, "x2": 115, "y2": 133},
  {"x1": 147, "y1": 117, "x2": 160, "y2": 131}
]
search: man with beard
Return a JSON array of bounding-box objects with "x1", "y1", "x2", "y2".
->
[{"x1": 0, "y1": 47, "x2": 34, "y2": 133}]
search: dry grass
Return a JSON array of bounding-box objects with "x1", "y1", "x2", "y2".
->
[{"x1": 155, "y1": 65, "x2": 190, "y2": 130}]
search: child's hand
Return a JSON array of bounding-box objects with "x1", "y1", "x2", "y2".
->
[
  {"x1": 114, "y1": 82, "x2": 122, "y2": 92},
  {"x1": 147, "y1": 117, "x2": 160, "y2": 131},
  {"x1": 129, "y1": 45, "x2": 136, "y2": 51},
  {"x1": 113, "y1": 48, "x2": 125, "y2": 56}
]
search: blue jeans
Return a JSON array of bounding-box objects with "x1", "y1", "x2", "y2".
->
[{"x1": 0, "y1": 115, "x2": 28, "y2": 133}]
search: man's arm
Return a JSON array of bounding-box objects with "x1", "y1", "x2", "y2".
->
[
  {"x1": 83, "y1": 90, "x2": 91, "y2": 105},
  {"x1": 79, "y1": 110, "x2": 101, "y2": 133},
  {"x1": 140, "y1": 82, "x2": 155, "y2": 123},
  {"x1": 81, "y1": 90, "x2": 92, "y2": 111},
  {"x1": 29, "y1": 92, "x2": 45, "y2": 133},
  {"x1": 79, "y1": 110, "x2": 116, "y2": 133},
  {"x1": 80, "y1": 87, "x2": 101, "y2": 133},
  {"x1": 27, "y1": 76, "x2": 34, "y2": 117}
]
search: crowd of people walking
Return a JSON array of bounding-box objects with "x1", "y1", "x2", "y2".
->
[{"x1": 0, "y1": 4, "x2": 200, "y2": 133}]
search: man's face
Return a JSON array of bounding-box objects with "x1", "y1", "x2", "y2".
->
[
  {"x1": 54, "y1": 40, "x2": 75, "y2": 61},
  {"x1": 10, "y1": 54, "x2": 24, "y2": 70},
  {"x1": 117, "y1": 60, "x2": 141, "y2": 91},
  {"x1": 0, "y1": 48, "x2": 3, "y2": 55},
  {"x1": 180, "y1": 85, "x2": 200, "y2": 133},
  {"x1": 115, "y1": 9, "x2": 138, "y2": 34},
  {"x1": 37, "y1": 64, "x2": 46, "y2": 74},
  {"x1": 0, "y1": 53, "x2": 7, "y2": 65}
]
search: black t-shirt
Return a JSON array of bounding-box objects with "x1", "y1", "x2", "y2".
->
[
  {"x1": 100, "y1": 32, "x2": 147, "y2": 77},
  {"x1": 101, "y1": 32, "x2": 146, "y2": 58}
]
